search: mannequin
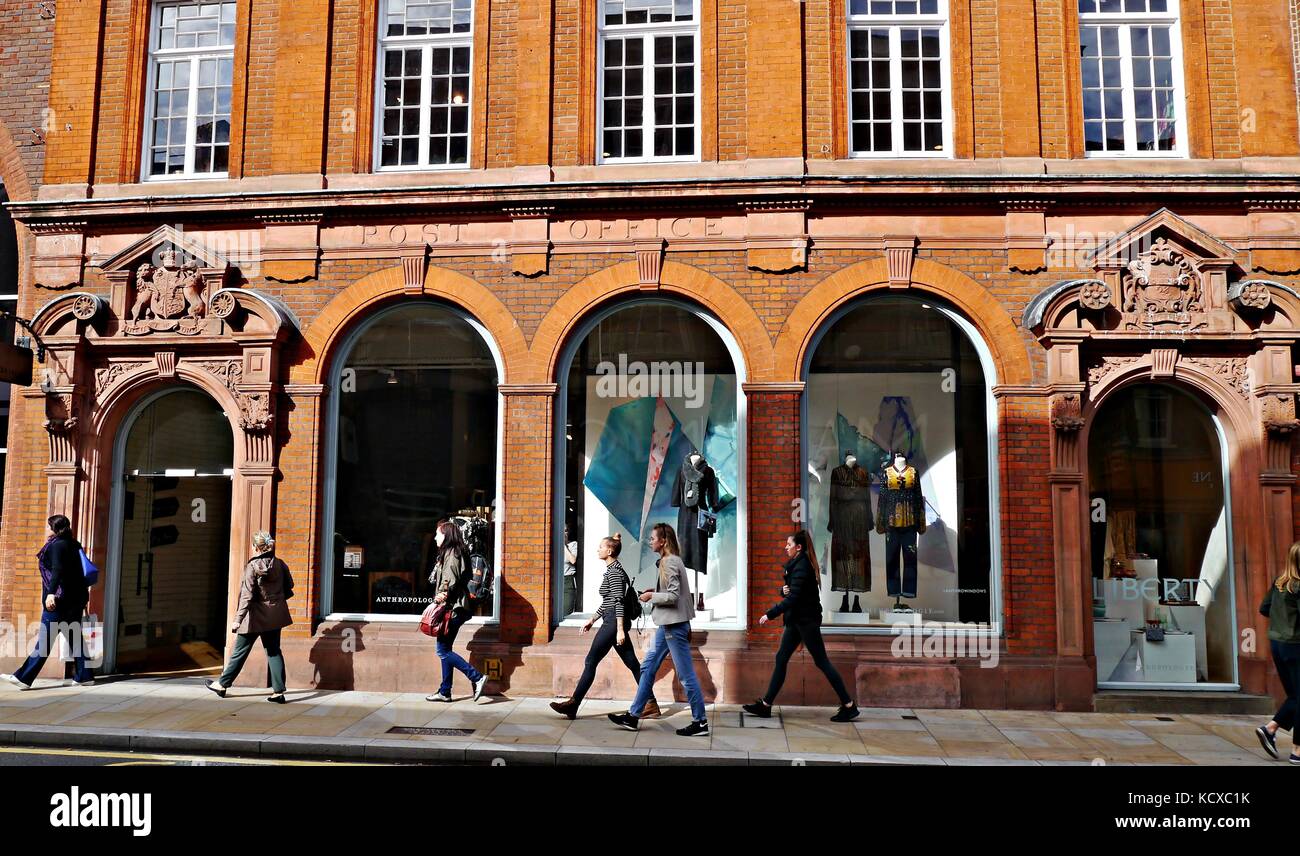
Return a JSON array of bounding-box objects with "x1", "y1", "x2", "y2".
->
[
  {"x1": 671, "y1": 450, "x2": 719, "y2": 611},
  {"x1": 828, "y1": 450, "x2": 872, "y2": 613},
  {"x1": 875, "y1": 450, "x2": 926, "y2": 611}
]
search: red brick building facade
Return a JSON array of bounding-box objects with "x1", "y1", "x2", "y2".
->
[{"x1": 3, "y1": 0, "x2": 1300, "y2": 710}]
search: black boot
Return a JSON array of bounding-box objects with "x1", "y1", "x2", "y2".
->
[
  {"x1": 851, "y1": 595, "x2": 862, "y2": 613},
  {"x1": 838, "y1": 593, "x2": 850, "y2": 612}
]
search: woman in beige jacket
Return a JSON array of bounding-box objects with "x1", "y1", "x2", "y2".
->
[{"x1": 207, "y1": 531, "x2": 294, "y2": 703}]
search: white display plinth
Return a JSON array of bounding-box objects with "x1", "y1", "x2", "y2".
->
[
  {"x1": 881, "y1": 608, "x2": 917, "y2": 626},
  {"x1": 1132, "y1": 629, "x2": 1197, "y2": 683},
  {"x1": 1165, "y1": 604, "x2": 1208, "y2": 681},
  {"x1": 1100, "y1": 578, "x2": 1146, "y2": 631},
  {"x1": 692, "y1": 608, "x2": 713, "y2": 624},
  {"x1": 1093, "y1": 618, "x2": 1132, "y2": 682}
]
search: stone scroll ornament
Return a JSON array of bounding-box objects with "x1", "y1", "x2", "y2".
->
[
  {"x1": 123, "y1": 248, "x2": 208, "y2": 336},
  {"x1": 1049, "y1": 393, "x2": 1085, "y2": 432},
  {"x1": 1262, "y1": 394, "x2": 1300, "y2": 435},
  {"x1": 195, "y1": 359, "x2": 273, "y2": 432}
]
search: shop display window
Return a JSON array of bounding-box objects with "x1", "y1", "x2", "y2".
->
[
  {"x1": 326, "y1": 303, "x2": 499, "y2": 617},
  {"x1": 559, "y1": 301, "x2": 742, "y2": 624},
  {"x1": 1089, "y1": 383, "x2": 1235, "y2": 685},
  {"x1": 805, "y1": 296, "x2": 993, "y2": 628}
]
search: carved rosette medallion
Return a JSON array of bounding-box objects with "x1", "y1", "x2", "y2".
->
[
  {"x1": 1078, "y1": 280, "x2": 1112, "y2": 311},
  {"x1": 209, "y1": 290, "x2": 238, "y2": 320},
  {"x1": 71, "y1": 294, "x2": 100, "y2": 321}
]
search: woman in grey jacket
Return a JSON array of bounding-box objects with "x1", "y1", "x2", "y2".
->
[
  {"x1": 206, "y1": 531, "x2": 294, "y2": 703},
  {"x1": 1256, "y1": 541, "x2": 1300, "y2": 762},
  {"x1": 608, "y1": 522, "x2": 709, "y2": 737},
  {"x1": 427, "y1": 520, "x2": 489, "y2": 703}
]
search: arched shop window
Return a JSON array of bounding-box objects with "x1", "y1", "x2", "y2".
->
[
  {"x1": 558, "y1": 300, "x2": 744, "y2": 626},
  {"x1": 804, "y1": 295, "x2": 997, "y2": 629},
  {"x1": 1089, "y1": 383, "x2": 1236, "y2": 687},
  {"x1": 323, "y1": 302, "x2": 500, "y2": 619}
]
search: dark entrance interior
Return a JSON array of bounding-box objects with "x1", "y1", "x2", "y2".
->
[{"x1": 114, "y1": 388, "x2": 234, "y2": 673}]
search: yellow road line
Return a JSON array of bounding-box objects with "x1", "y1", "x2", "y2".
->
[{"x1": 0, "y1": 746, "x2": 381, "y2": 765}]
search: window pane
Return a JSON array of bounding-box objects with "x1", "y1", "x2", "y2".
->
[
  {"x1": 562, "y1": 303, "x2": 737, "y2": 622},
  {"x1": 332, "y1": 304, "x2": 498, "y2": 617},
  {"x1": 807, "y1": 297, "x2": 992, "y2": 627},
  {"x1": 1090, "y1": 385, "x2": 1234, "y2": 684}
]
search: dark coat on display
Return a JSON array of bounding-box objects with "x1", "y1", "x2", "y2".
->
[
  {"x1": 670, "y1": 454, "x2": 719, "y2": 575},
  {"x1": 764, "y1": 552, "x2": 823, "y2": 625},
  {"x1": 828, "y1": 463, "x2": 872, "y2": 592},
  {"x1": 39, "y1": 532, "x2": 89, "y2": 620}
]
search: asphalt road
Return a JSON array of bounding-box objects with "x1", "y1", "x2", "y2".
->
[{"x1": 0, "y1": 746, "x2": 389, "y2": 766}]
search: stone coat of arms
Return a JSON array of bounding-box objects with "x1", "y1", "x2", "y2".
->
[
  {"x1": 1122, "y1": 237, "x2": 1202, "y2": 331},
  {"x1": 124, "y1": 248, "x2": 208, "y2": 335}
]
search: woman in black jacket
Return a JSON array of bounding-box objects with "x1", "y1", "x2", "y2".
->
[
  {"x1": 743, "y1": 530, "x2": 859, "y2": 723},
  {"x1": 2, "y1": 515, "x2": 93, "y2": 689},
  {"x1": 1256, "y1": 541, "x2": 1300, "y2": 762}
]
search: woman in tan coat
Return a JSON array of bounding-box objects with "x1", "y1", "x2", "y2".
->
[{"x1": 206, "y1": 531, "x2": 294, "y2": 703}]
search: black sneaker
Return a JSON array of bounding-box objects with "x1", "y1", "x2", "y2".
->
[
  {"x1": 205, "y1": 679, "x2": 227, "y2": 699},
  {"x1": 742, "y1": 700, "x2": 772, "y2": 718},
  {"x1": 608, "y1": 712, "x2": 640, "y2": 732},
  {"x1": 1291, "y1": 754, "x2": 1300, "y2": 766},
  {"x1": 830, "y1": 703, "x2": 860, "y2": 723},
  {"x1": 675, "y1": 719, "x2": 710, "y2": 737},
  {"x1": 1257, "y1": 725, "x2": 1280, "y2": 759}
]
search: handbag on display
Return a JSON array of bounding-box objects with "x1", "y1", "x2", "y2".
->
[
  {"x1": 419, "y1": 601, "x2": 453, "y2": 638},
  {"x1": 697, "y1": 508, "x2": 717, "y2": 537}
]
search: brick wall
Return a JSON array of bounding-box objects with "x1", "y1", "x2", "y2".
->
[
  {"x1": 998, "y1": 394, "x2": 1055, "y2": 655},
  {"x1": 969, "y1": 0, "x2": 1004, "y2": 158},
  {"x1": 746, "y1": 391, "x2": 800, "y2": 640}
]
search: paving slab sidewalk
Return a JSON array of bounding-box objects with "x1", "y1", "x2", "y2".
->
[{"x1": 0, "y1": 676, "x2": 1282, "y2": 766}]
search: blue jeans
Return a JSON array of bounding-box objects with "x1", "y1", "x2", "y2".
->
[
  {"x1": 15, "y1": 609, "x2": 92, "y2": 686},
  {"x1": 629, "y1": 622, "x2": 706, "y2": 722},
  {"x1": 437, "y1": 610, "x2": 483, "y2": 696}
]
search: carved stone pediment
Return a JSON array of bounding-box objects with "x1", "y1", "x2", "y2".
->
[
  {"x1": 94, "y1": 226, "x2": 231, "y2": 338},
  {"x1": 1026, "y1": 209, "x2": 1251, "y2": 338}
]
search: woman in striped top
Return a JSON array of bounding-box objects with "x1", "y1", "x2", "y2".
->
[{"x1": 550, "y1": 534, "x2": 660, "y2": 720}]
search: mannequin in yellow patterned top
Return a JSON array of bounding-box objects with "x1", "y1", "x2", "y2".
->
[{"x1": 875, "y1": 451, "x2": 927, "y2": 611}]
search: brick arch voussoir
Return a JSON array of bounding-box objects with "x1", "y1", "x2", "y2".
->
[
  {"x1": 773, "y1": 258, "x2": 1033, "y2": 385},
  {"x1": 292, "y1": 264, "x2": 527, "y2": 384},
  {"x1": 528, "y1": 260, "x2": 776, "y2": 384}
]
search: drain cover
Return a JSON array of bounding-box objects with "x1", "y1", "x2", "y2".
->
[{"x1": 386, "y1": 726, "x2": 475, "y2": 736}]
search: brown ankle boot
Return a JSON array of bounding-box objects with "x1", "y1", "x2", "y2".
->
[
  {"x1": 640, "y1": 699, "x2": 662, "y2": 719},
  {"x1": 549, "y1": 698, "x2": 579, "y2": 720}
]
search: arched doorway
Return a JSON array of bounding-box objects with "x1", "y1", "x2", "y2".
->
[
  {"x1": 802, "y1": 294, "x2": 999, "y2": 629},
  {"x1": 104, "y1": 387, "x2": 235, "y2": 674},
  {"x1": 1088, "y1": 382, "x2": 1238, "y2": 688},
  {"x1": 555, "y1": 298, "x2": 746, "y2": 627},
  {"x1": 320, "y1": 301, "x2": 502, "y2": 620}
]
